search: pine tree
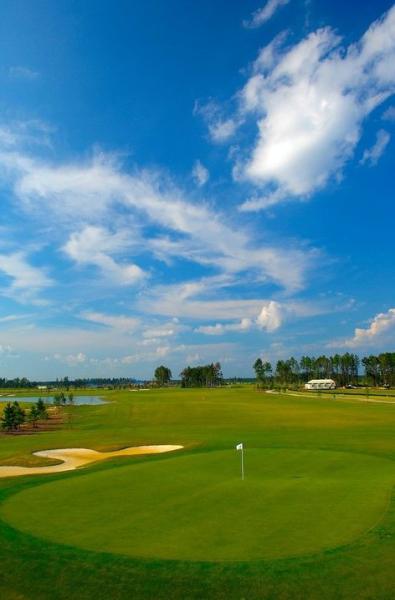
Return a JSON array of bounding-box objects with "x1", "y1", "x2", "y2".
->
[{"x1": 1, "y1": 402, "x2": 16, "y2": 432}]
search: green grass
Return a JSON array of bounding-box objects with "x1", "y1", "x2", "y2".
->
[
  {"x1": 0, "y1": 386, "x2": 395, "y2": 598},
  {"x1": 3, "y1": 448, "x2": 394, "y2": 561}
]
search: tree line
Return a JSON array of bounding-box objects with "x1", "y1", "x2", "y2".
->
[
  {"x1": 180, "y1": 363, "x2": 223, "y2": 388},
  {"x1": 253, "y1": 352, "x2": 395, "y2": 387},
  {"x1": 0, "y1": 377, "x2": 138, "y2": 389}
]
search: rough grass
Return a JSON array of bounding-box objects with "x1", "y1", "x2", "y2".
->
[{"x1": 0, "y1": 386, "x2": 395, "y2": 599}]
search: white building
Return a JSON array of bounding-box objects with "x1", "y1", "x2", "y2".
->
[{"x1": 305, "y1": 379, "x2": 336, "y2": 390}]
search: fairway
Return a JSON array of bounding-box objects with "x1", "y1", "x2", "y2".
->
[{"x1": 2, "y1": 447, "x2": 394, "y2": 561}]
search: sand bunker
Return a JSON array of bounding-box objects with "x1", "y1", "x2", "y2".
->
[{"x1": 0, "y1": 445, "x2": 183, "y2": 478}]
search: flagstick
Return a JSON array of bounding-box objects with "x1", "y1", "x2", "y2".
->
[{"x1": 241, "y1": 446, "x2": 244, "y2": 481}]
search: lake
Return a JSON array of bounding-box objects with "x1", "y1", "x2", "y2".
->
[{"x1": 0, "y1": 396, "x2": 106, "y2": 405}]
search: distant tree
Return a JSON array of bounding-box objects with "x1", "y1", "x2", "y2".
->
[
  {"x1": 36, "y1": 398, "x2": 48, "y2": 419},
  {"x1": 253, "y1": 358, "x2": 272, "y2": 386},
  {"x1": 67, "y1": 392, "x2": 74, "y2": 405},
  {"x1": 1, "y1": 402, "x2": 25, "y2": 431},
  {"x1": 300, "y1": 356, "x2": 313, "y2": 381},
  {"x1": 154, "y1": 366, "x2": 172, "y2": 386},
  {"x1": 180, "y1": 363, "x2": 223, "y2": 388},
  {"x1": 28, "y1": 405, "x2": 40, "y2": 428},
  {"x1": 362, "y1": 355, "x2": 380, "y2": 386},
  {"x1": 1, "y1": 402, "x2": 16, "y2": 432},
  {"x1": 13, "y1": 402, "x2": 26, "y2": 429},
  {"x1": 53, "y1": 392, "x2": 66, "y2": 406}
]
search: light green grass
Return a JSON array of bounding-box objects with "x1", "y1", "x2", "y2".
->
[{"x1": 0, "y1": 386, "x2": 395, "y2": 599}]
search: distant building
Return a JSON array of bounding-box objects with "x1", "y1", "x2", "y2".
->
[
  {"x1": 305, "y1": 379, "x2": 336, "y2": 390},
  {"x1": 37, "y1": 385, "x2": 48, "y2": 390}
]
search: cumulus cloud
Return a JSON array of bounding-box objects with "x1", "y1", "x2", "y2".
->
[
  {"x1": 341, "y1": 308, "x2": 395, "y2": 348},
  {"x1": 192, "y1": 160, "x2": 209, "y2": 186},
  {"x1": 244, "y1": 0, "x2": 290, "y2": 29},
  {"x1": 256, "y1": 300, "x2": 283, "y2": 331},
  {"x1": 235, "y1": 5, "x2": 395, "y2": 210},
  {"x1": 195, "y1": 300, "x2": 284, "y2": 335},
  {"x1": 63, "y1": 226, "x2": 146, "y2": 285},
  {"x1": 360, "y1": 129, "x2": 390, "y2": 165}
]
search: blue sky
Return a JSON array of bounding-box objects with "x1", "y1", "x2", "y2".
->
[{"x1": 0, "y1": 0, "x2": 394, "y2": 379}]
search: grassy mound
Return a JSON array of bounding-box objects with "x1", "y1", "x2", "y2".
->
[{"x1": 2, "y1": 447, "x2": 393, "y2": 561}]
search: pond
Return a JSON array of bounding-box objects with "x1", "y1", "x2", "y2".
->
[{"x1": 0, "y1": 396, "x2": 106, "y2": 406}]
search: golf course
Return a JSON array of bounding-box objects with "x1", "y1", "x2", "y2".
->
[{"x1": 0, "y1": 386, "x2": 395, "y2": 599}]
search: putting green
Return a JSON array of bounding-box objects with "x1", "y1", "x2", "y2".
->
[{"x1": 1, "y1": 448, "x2": 394, "y2": 561}]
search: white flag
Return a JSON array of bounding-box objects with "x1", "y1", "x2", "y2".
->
[{"x1": 236, "y1": 443, "x2": 243, "y2": 450}]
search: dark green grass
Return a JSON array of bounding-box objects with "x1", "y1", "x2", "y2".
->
[{"x1": 0, "y1": 386, "x2": 395, "y2": 599}]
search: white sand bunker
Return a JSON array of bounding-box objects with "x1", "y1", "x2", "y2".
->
[{"x1": 0, "y1": 445, "x2": 183, "y2": 478}]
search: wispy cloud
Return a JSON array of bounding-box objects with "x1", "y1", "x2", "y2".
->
[
  {"x1": 192, "y1": 160, "x2": 209, "y2": 186},
  {"x1": 8, "y1": 66, "x2": 39, "y2": 80},
  {"x1": 194, "y1": 100, "x2": 241, "y2": 143},
  {"x1": 0, "y1": 138, "x2": 317, "y2": 292},
  {"x1": 53, "y1": 352, "x2": 87, "y2": 366},
  {"x1": 382, "y1": 105, "x2": 395, "y2": 121},
  {"x1": 63, "y1": 226, "x2": 146, "y2": 285},
  {"x1": 0, "y1": 252, "x2": 52, "y2": 302},
  {"x1": 243, "y1": 0, "x2": 290, "y2": 29},
  {"x1": 360, "y1": 129, "x2": 390, "y2": 166},
  {"x1": 195, "y1": 318, "x2": 252, "y2": 335},
  {"x1": 81, "y1": 311, "x2": 140, "y2": 332}
]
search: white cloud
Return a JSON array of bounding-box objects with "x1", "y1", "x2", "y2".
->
[
  {"x1": 341, "y1": 308, "x2": 395, "y2": 348},
  {"x1": 209, "y1": 118, "x2": 239, "y2": 143},
  {"x1": 143, "y1": 320, "x2": 184, "y2": 339},
  {"x1": 195, "y1": 300, "x2": 284, "y2": 335},
  {"x1": 148, "y1": 282, "x2": 331, "y2": 329},
  {"x1": 256, "y1": 300, "x2": 283, "y2": 331},
  {"x1": 121, "y1": 345, "x2": 171, "y2": 364},
  {"x1": 194, "y1": 100, "x2": 240, "y2": 143},
  {"x1": 0, "y1": 314, "x2": 31, "y2": 324},
  {"x1": 0, "y1": 252, "x2": 52, "y2": 301},
  {"x1": 192, "y1": 160, "x2": 209, "y2": 186},
  {"x1": 195, "y1": 318, "x2": 252, "y2": 335},
  {"x1": 235, "y1": 5, "x2": 395, "y2": 209},
  {"x1": 244, "y1": 0, "x2": 290, "y2": 29},
  {"x1": 0, "y1": 144, "x2": 315, "y2": 291},
  {"x1": 53, "y1": 352, "x2": 87, "y2": 366},
  {"x1": 81, "y1": 311, "x2": 139, "y2": 332},
  {"x1": 360, "y1": 129, "x2": 390, "y2": 165},
  {"x1": 0, "y1": 120, "x2": 53, "y2": 150},
  {"x1": 63, "y1": 226, "x2": 146, "y2": 285}
]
